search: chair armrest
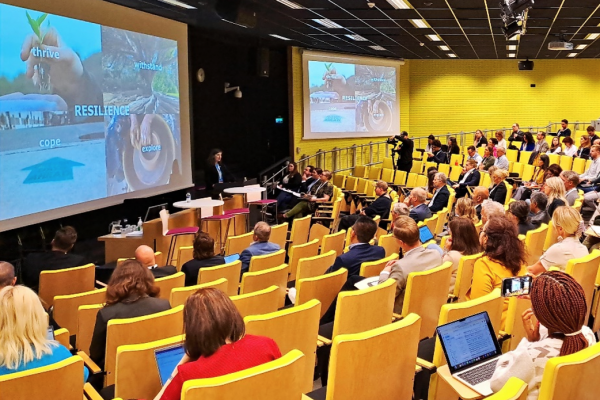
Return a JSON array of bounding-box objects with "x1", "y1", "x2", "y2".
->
[
  {"x1": 497, "y1": 331, "x2": 511, "y2": 343},
  {"x1": 548, "y1": 266, "x2": 560, "y2": 272},
  {"x1": 84, "y1": 383, "x2": 103, "y2": 400},
  {"x1": 77, "y1": 351, "x2": 102, "y2": 374},
  {"x1": 312, "y1": 217, "x2": 334, "y2": 222},
  {"x1": 95, "y1": 280, "x2": 107, "y2": 288},
  {"x1": 318, "y1": 335, "x2": 332, "y2": 346},
  {"x1": 415, "y1": 365, "x2": 423, "y2": 373},
  {"x1": 392, "y1": 312, "x2": 403, "y2": 321},
  {"x1": 416, "y1": 357, "x2": 436, "y2": 372}
]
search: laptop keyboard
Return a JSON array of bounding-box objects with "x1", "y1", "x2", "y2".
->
[{"x1": 456, "y1": 359, "x2": 498, "y2": 386}]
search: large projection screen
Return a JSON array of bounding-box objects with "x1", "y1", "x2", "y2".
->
[
  {"x1": 0, "y1": 0, "x2": 192, "y2": 232},
  {"x1": 302, "y1": 50, "x2": 402, "y2": 140}
]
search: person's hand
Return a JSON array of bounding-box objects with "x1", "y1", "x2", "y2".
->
[
  {"x1": 403, "y1": 195, "x2": 411, "y2": 205},
  {"x1": 452, "y1": 184, "x2": 459, "y2": 189},
  {"x1": 521, "y1": 308, "x2": 540, "y2": 342},
  {"x1": 140, "y1": 114, "x2": 156, "y2": 147},
  {"x1": 129, "y1": 114, "x2": 140, "y2": 148},
  {"x1": 383, "y1": 260, "x2": 395, "y2": 273},
  {"x1": 427, "y1": 152, "x2": 433, "y2": 157},
  {"x1": 311, "y1": 195, "x2": 317, "y2": 201},
  {"x1": 360, "y1": 209, "x2": 366, "y2": 215},
  {"x1": 20, "y1": 27, "x2": 85, "y2": 100}
]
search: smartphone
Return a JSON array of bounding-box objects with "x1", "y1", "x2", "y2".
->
[{"x1": 501, "y1": 276, "x2": 532, "y2": 297}]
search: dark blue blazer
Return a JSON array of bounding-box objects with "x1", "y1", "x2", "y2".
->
[
  {"x1": 325, "y1": 243, "x2": 385, "y2": 277},
  {"x1": 428, "y1": 186, "x2": 450, "y2": 213},
  {"x1": 458, "y1": 170, "x2": 481, "y2": 188},
  {"x1": 409, "y1": 203, "x2": 432, "y2": 223}
]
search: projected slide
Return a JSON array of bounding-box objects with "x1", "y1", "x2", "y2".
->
[
  {"x1": 0, "y1": 3, "x2": 182, "y2": 222},
  {"x1": 304, "y1": 57, "x2": 399, "y2": 139}
]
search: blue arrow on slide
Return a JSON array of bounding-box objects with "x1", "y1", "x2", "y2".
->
[{"x1": 22, "y1": 157, "x2": 85, "y2": 184}]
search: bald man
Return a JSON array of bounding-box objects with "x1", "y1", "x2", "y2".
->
[
  {"x1": 472, "y1": 186, "x2": 489, "y2": 221},
  {"x1": 404, "y1": 187, "x2": 431, "y2": 223},
  {"x1": 134, "y1": 245, "x2": 177, "y2": 278},
  {"x1": 0, "y1": 261, "x2": 17, "y2": 289},
  {"x1": 240, "y1": 222, "x2": 281, "y2": 274}
]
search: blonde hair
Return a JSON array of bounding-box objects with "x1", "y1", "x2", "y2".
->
[
  {"x1": 544, "y1": 177, "x2": 568, "y2": 205},
  {"x1": 455, "y1": 198, "x2": 479, "y2": 223},
  {"x1": 552, "y1": 206, "x2": 584, "y2": 239},
  {"x1": 493, "y1": 169, "x2": 509, "y2": 180},
  {"x1": 0, "y1": 286, "x2": 55, "y2": 370}
]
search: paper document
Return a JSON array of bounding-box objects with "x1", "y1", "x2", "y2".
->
[{"x1": 354, "y1": 276, "x2": 380, "y2": 290}]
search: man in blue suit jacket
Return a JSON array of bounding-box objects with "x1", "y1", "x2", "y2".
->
[
  {"x1": 239, "y1": 222, "x2": 281, "y2": 274},
  {"x1": 428, "y1": 173, "x2": 450, "y2": 213},
  {"x1": 406, "y1": 187, "x2": 432, "y2": 223},
  {"x1": 325, "y1": 216, "x2": 385, "y2": 277},
  {"x1": 452, "y1": 159, "x2": 481, "y2": 199}
]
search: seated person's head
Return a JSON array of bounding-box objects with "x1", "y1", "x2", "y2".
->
[
  {"x1": 496, "y1": 147, "x2": 506, "y2": 156},
  {"x1": 375, "y1": 180, "x2": 388, "y2": 196},
  {"x1": 530, "y1": 191, "x2": 548, "y2": 213},
  {"x1": 321, "y1": 170, "x2": 332, "y2": 181},
  {"x1": 410, "y1": 187, "x2": 427, "y2": 205},
  {"x1": 392, "y1": 202, "x2": 410, "y2": 220},
  {"x1": 0, "y1": 261, "x2": 16, "y2": 289},
  {"x1": 560, "y1": 170, "x2": 579, "y2": 191},
  {"x1": 134, "y1": 245, "x2": 156, "y2": 267},
  {"x1": 455, "y1": 197, "x2": 477, "y2": 222},
  {"x1": 480, "y1": 200, "x2": 505, "y2": 224},
  {"x1": 480, "y1": 217, "x2": 526, "y2": 275},
  {"x1": 552, "y1": 206, "x2": 584, "y2": 240},
  {"x1": 253, "y1": 222, "x2": 271, "y2": 243},
  {"x1": 183, "y1": 288, "x2": 245, "y2": 360},
  {"x1": 392, "y1": 216, "x2": 420, "y2": 249},
  {"x1": 52, "y1": 226, "x2": 77, "y2": 252},
  {"x1": 352, "y1": 216, "x2": 378, "y2": 244},
  {"x1": 472, "y1": 186, "x2": 489, "y2": 205},
  {"x1": 107, "y1": 260, "x2": 159, "y2": 306},
  {"x1": 433, "y1": 173, "x2": 447, "y2": 189},
  {"x1": 546, "y1": 164, "x2": 563, "y2": 179},
  {"x1": 507, "y1": 200, "x2": 529, "y2": 225},
  {"x1": 0, "y1": 285, "x2": 53, "y2": 370},
  {"x1": 193, "y1": 232, "x2": 216, "y2": 260},
  {"x1": 432, "y1": 140, "x2": 442, "y2": 151}
]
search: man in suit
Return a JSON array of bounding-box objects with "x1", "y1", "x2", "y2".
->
[
  {"x1": 529, "y1": 192, "x2": 550, "y2": 226},
  {"x1": 378, "y1": 216, "x2": 442, "y2": 313},
  {"x1": 587, "y1": 125, "x2": 600, "y2": 146},
  {"x1": 453, "y1": 160, "x2": 481, "y2": 199},
  {"x1": 405, "y1": 187, "x2": 432, "y2": 223},
  {"x1": 426, "y1": 140, "x2": 448, "y2": 164},
  {"x1": 472, "y1": 186, "x2": 489, "y2": 221},
  {"x1": 466, "y1": 146, "x2": 483, "y2": 166},
  {"x1": 429, "y1": 173, "x2": 450, "y2": 212},
  {"x1": 134, "y1": 245, "x2": 177, "y2": 278},
  {"x1": 23, "y1": 226, "x2": 85, "y2": 291},
  {"x1": 508, "y1": 122, "x2": 524, "y2": 149},
  {"x1": 0, "y1": 261, "x2": 16, "y2": 289},
  {"x1": 553, "y1": 119, "x2": 571, "y2": 137},
  {"x1": 240, "y1": 222, "x2": 281, "y2": 274},
  {"x1": 560, "y1": 170, "x2": 580, "y2": 206},
  {"x1": 339, "y1": 181, "x2": 392, "y2": 231}
]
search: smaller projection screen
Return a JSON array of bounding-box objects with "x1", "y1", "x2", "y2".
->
[{"x1": 302, "y1": 50, "x2": 402, "y2": 140}]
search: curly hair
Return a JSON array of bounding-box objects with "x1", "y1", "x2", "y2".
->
[
  {"x1": 105, "y1": 260, "x2": 159, "y2": 306},
  {"x1": 482, "y1": 217, "x2": 526, "y2": 275}
]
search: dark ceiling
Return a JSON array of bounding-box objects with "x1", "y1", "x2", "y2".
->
[{"x1": 106, "y1": 0, "x2": 600, "y2": 59}]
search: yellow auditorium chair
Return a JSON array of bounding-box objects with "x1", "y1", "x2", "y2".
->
[
  {"x1": 308, "y1": 223, "x2": 332, "y2": 246},
  {"x1": 506, "y1": 149, "x2": 518, "y2": 162},
  {"x1": 240, "y1": 264, "x2": 289, "y2": 307},
  {"x1": 521, "y1": 164, "x2": 534, "y2": 181},
  {"x1": 565, "y1": 250, "x2": 600, "y2": 324},
  {"x1": 295, "y1": 269, "x2": 348, "y2": 319},
  {"x1": 449, "y1": 166, "x2": 462, "y2": 182},
  {"x1": 410, "y1": 160, "x2": 423, "y2": 174},
  {"x1": 76, "y1": 304, "x2": 103, "y2": 356},
  {"x1": 512, "y1": 162, "x2": 524, "y2": 177},
  {"x1": 321, "y1": 229, "x2": 346, "y2": 257},
  {"x1": 572, "y1": 157, "x2": 587, "y2": 174},
  {"x1": 53, "y1": 288, "x2": 106, "y2": 336},
  {"x1": 448, "y1": 252, "x2": 483, "y2": 302},
  {"x1": 287, "y1": 239, "x2": 320, "y2": 281},
  {"x1": 405, "y1": 172, "x2": 418, "y2": 188},
  {"x1": 486, "y1": 378, "x2": 528, "y2": 400},
  {"x1": 39, "y1": 263, "x2": 96, "y2": 309},
  {"x1": 53, "y1": 328, "x2": 71, "y2": 350},
  {"x1": 543, "y1": 220, "x2": 558, "y2": 252},
  {"x1": 287, "y1": 214, "x2": 311, "y2": 248},
  {"x1": 382, "y1": 157, "x2": 394, "y2": 170},
  {"x1": 378, "y1": 233, "x2": 399, "y2": 257},
  {"x1": 424, "y1": 214, "x2": 438, "y2": 237},
  {"x1": 368, "y1": 166, "x2": 382, "y2": 180},
  {"x1": 449, "y1": 153, "x2": 463, "y2": 167},
  {"x1": 359, "y1": 253, "x2": 399, "y2": 277},
  {"x1": 353, "y1": 165, "x2": 367, "y2": 178},
  {"x1": 332, "y1": 173, "x2": 346, "y2": 188},
  {"x1": 176, "y1": 246, "x2": 194, "y2": 269},
  {"x1": 502, "y1": 296, "x2": 532, "y2": 352},
  {"x1": 438, "y1": 163, "x2": 450, "y2": 176},
  {"x1": 519, "y1": 151, "x2": 532, "y2": 164},
  {"x1": 248, "y1": 249, "x2": 286, "y2": 273},
  {"x1": 154, "y1": 272, "x2": 185, "y2": 300},
  {"x1": 393, "y1": 170, "x2": 407, "y2": 186},
  {"x1": 524, "y1": 224, "x2": 548, "y2": 265},
  {"x1": 197, "y1": 259, "x2": 241, "y2": 295},
  {"x1": 169, "y1": 278, "x2": 228, "y2": 307},
  {"x1": 230, "y1": 285, "x2": 280, "y2": 318},
  {"x1": 381, "y1": 167, "x2": 394, "y2": 183},
  {"x1": 435, "y1": 207, "x2": 449, "y2": 236},
  {"x1": 296, "y1": 250, "x2": 337, "y2": 281},
  {"x1": 559, "y1": 155, "x2": 573, "y2": 171},
  {"x1": 223, "y1": 231, "x2": 254, "y2": 256},
  {"x1": 269, "y1": 222, "x2": 289, "y2": 250},
  {"x1": 416, "y1": 174, "x2": 428, "y2": 188},
  {"x1": 548, "y1": 153, "x2": 559, "y2": 165}
]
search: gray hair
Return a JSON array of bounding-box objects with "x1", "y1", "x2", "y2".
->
[
  {"x1": 434, "y1": 173, "x2": 447, "y2": 184},
  {"x1": 481, "y1": 200, "x2": 505, "y2": 221},
  {"x1": 392, "y1": 202, "x2": 410, "y2": 216},
  {"x1": 530, "y1": 191, "x2": 548, "y2": 210},
  {"x1": 560, "y1": 170, "x2": 580, "y2": 187},
  {"x1": 253, "y1": 221, "x2": 271, "y2": 242},
  {"x1": 411, "y1": 187, "x2": 427, "y2": 203},
  {"x1": 496, "y1": 147, "x2": 506, "y2": 154}
]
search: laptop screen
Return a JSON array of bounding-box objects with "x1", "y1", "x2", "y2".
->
[
  {"x1": 224, "y1": 253, "x2": 240, "y2": 264},
  {"x1": 436, "y1": 312, "x2": 501, "y2": 373},
  {"x1": 419, "y1": 225, "x2": 434, "y2": 243},
  {"x1": 155, "y1": 345, "x2": 185, "y2": 385}
]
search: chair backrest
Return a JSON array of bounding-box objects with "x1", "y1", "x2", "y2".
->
[
  {"x1": 406, "y1": 172, "x2": 418, "y2": 187},
  {"x1": 245, "y1": 299, "x2": 321, "y2": 394},
  {"x1": 332, "y1": 278, "x2": 396, "y2": 337},
  {"x1": 296, "y1": 268, "x2": 348, "y2": 319},
  {"x1": 224, "y1": 232, "x2": 255, "y2": 256},
  {"x1": 435, "y1": 207, "x2": 448, "y2": 235},
  {"x1": 378, "y1": 233, "x2": 399, "y2": 257},
  {"x1": 177, "y1": 246, "x2": 194, "y2": 270},
  {"x1": 572, "y1": 157, "x2": 587, "y2": 174},
  {"x1": 76, "y1": 304, "x2": 103, "y2": 354},
  {"x1": 53, "y1": 288, "x2": 106, "y2": 335},
  {"x1": 105, "y1": 305, "x2": 184, "y2": 385},
  {"x1": 332, "y1": 174, "x2": 346, "y2": 188},
  {"x1": 504, "y1": 181, "x2": 514, "y2": 205},
  {"x1": 424, "y1": 214, "x2": 438, "y2": 237},
  {"x1": 248, "y1": 249, "x2": 286, "y2": 273},
  {"x1": 345, "y1": 176, "x2": 358, "y2": 191},
  {"x1": 308, "y1": 223, "x2": 331, "y2": 246},
  {"x1": 326, "y1": 314, "x2": 422, "y2": 400},
  {"x1": 524, "y1": 224, "x2": 548, "y2": 265},
  {"x1": 269, "y1": 223, "x2": 288, "y2": 250},
  {"x1": 240, "y1": 264, "x2": 289, "y2": 308},
  {"x1": 198, "y1": 260, "x2": 241, "y2": 296},
  {"x1": 381, "y1": 167, "x2": 394, "y2": 182},
  {"x1": 565, "y1": 250, "x2": 600, "y2": 324},
  {"x1": 289, "y1": 215, "x2": 311, "y2": 247},
  {"x1": 401, "y1": 262, "x2": 453, "y2": 340},
  {"x1": 503, "y1": 296, "x2": 532, "y2": 352},
  {"x1": 114, "y1": 335, "x2": 185, "y2": 400},
  {"x1": 506, "y1": 148, "x2": 518, "y2": 162},
  {"x1": 170, "y1": 278, "x2": 228, "y2": 307},
  {"x1": 354, "y1": 165, "x2": 367, "y2": 178},
  {"x1": 537, "y1": 342, "x2": 600, "y2": 400},
  {"x1": 411, "y1": 161, "x2": 423, "y2": 175},
  {"x1": 512, "y1": 162, "x2": 524, "y2": 177},
  {"x1": 522, "y1": 164, "x2": 535, "y2": 181},
  {"x1": 368, "y1": 166, "x2": 382, "y2": 180},
  {"x1": 359, "y1": 253, "x2": 399, "y2": 277},
  {"x1": 486, "y1": 377, "x2": 528, "y2": 400},
  {"x1": 543, "y1": 220, "x2": 557, "y2": 252},
  {"x1": 181, "y1": 350, "x2": 306, "y2": 400},
  {"x1": 39, "y1": 263, "x2": 96, "y2": 309},
  {"x1": 0, "y1": 355, "x2": 85, "y2": 400},
  {"x1": 394, "y1": 170, "x2": 407, "y2": 186},
  {"x1": 154, "y1": 272, "x2": 185, "y2": 300},
  {"x1": 559, "y1": 155, "x2": 573, "y2": 171},
  {"x1": 416, "y1": 174, "x2": 428, "y2": 188},
  {"x1": 453, "y1": 252, "x2": 484, "y2": 301},
  {"x1": 296, "y1": 250, "x2": 337, "y2": 281},
  {"x1": 230, "y1": 285, "x2": 280, "y2": 318},
  {"x1": 321, "y1": 229, "x2": 346, "y2": 257},
  {"x1": 287, "y1": 239, "x2": 320, "y2": 281}
]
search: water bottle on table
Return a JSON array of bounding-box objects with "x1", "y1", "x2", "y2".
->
[{"x1": 186, "y1": 192, "x2": 191, "y2": 203}]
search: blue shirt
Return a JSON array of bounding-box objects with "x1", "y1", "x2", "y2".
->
[{"x1": 216, "y1": 164, "x2": 223, "y2": 183}]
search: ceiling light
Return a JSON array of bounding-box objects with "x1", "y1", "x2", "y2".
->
[
  {"x1": 409, "y1": 19, "x2": 428, "y2": 28},
  {"x1": 447, "y1": 53, "x2": 456, "y2": 58},
  {"x1": 276, "y1": 0, "x2": 304, "y2": 9},
  {"x1": 576, "y1": 44, "x2": 587, "y2": 50},
  {"x1": 509, "y1": 34, "x2": 520, "y2": 41},
  {"x1": 502, "y1": 20, "x2": 523, "y2": 40},
  {"x1": 156, "y1": 0, "x2": 196, "y2": 9},
  {"x1": 508, "y1": 53, "x2": 516, "y2": 58},
  {"x1": 313, "y1": 19, "x2": 343, "y2": 29},
  {"x1": 426, "y1": 34, "x2": 441, "y2": 41},
  {"x1": 506, "y1": 45, "x2": 517, "y2": 50},
  {"x1": 370, "y1": 45, "x2": 387, "y2": 51},
  {"x1": 438, "y1": 45, "x2": 450, "y2": 51},
  {"x1": 567, "y1": 53, "x2": 577, "y2": 58},
  {"x1": 584, "y1": 33, "x2": 599, "y2": 40},
  {"x1": 386, "y1": 0, "x2": 412, "y2": 9},
  {"x1": 269, "y1": 34, "x2": 291, "y2": 40},
  {"x1": 345, "y1": 34, "x2": 368, "y2": 41}
]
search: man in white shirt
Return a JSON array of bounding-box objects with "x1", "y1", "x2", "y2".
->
[
  {"x1": 494, "y1": 147, "x2": 509, "y2": 170},
  {"x1": 578, "y1": 145, "x2": 600, "y2": 194},
  {"x1": 466, "y1": 146, "x2": 483, "y2": 166},
  {"x1": 453, "y1": 159, "x2": 480, "y2": 198}
]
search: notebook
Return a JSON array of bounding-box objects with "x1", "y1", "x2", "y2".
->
[
  {"x1": 436, "y1": 311, "x2": 503, "y2": 396},
  {"x1": 224, "y1": 253, "x2": 240, "y2": 264},
  {"x1": 154, "y1": 345, "x2": 186, "y2": 385},
  {"x1": 419, "y1": 225, "x2": 434, "y2": 243}
]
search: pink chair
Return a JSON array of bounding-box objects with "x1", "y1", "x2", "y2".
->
[
  {"x1": 159, "y1": 209, "x2": 199, "y2": 265},
  {"x1": 224, "y1": 207, "x2": 250, "y2": 234},
  {"x1": 247, "y1": 199, "x2": 278, "y2": 224},
  {"x1": 201, "y1": 214, "x2": 235, "y2": 254}
]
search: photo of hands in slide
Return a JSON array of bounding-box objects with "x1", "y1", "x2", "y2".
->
[
  {"x1": 0, "y1": 3, "x2": 182, "y2": 222},
  {"x1": 307, "y1": 61, "x2": 398, "y2": 134}
]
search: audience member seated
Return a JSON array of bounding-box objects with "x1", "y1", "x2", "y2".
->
[
  {"x1": 0, "y1": 261, "x2": 16, "y2": 289},
  {"x1": 276, "y1": 162, "x2": 302, "y2": 211},
  {"x1": 283, "y1": 169, "x2": 333, "y2": 220},
  {"x1": 529, "y1": 192, "x2": 550, "y2": 226},
  {"x1": 89, "y1": 260, "x2": 170, "y2": 368},
  {"x1": 578, "y1": 145, "x2": 600, "y2": 194},
  {"x1": 547, "y1": 136, "x2": 562, "y2": 155},
  {"x1": 508, "y1": 123, "x2": 524, "y2": 147},
  {"x1": 490, "y1": 139, "x2": 499, "y2": 156},
  {"x1": 424, "y1": 134, "x2": 435, "y2": 153},
  {"x1": 490, "y1": 272, "x2": 595, "y2": 400},
  {"x1": 300, "y1": 166, "x2": 318, "y2": 192},
  {"x1": 391, "y1": 202, "x2": 410, "y2": 225},
  {"x1": 494, "y1": 147, "x2": 509, "y2": 170},
  {"x1": 562, "y1": 136, "x2": 578, "y2": 157},
  {"x1": 552, "y1": 118, "x2": 571, "y2": 137},
  {"x1": 577, "y1": 136, "x2": 591, "y2": 159},
  {"x1": 426, "y1": 167, "x2": 438, "y2": 195},
  {"x1": 454, "y1": 197, "x2": 479, "y2": 223},
  {"x1": 155, "y1": 288, "x2": 281, "y2": 400},
  {"x1": 519, "y1": 132, "x2": 535, "y2": 152},
  {"x1": 489, "y1": 169, "x2": 509, "y2": 204},
  {"x1": 453, "y1": 160, "x2": 480, "y2": 199},
  {"x1": 447, "y1": 136, "x2": 460, "y2": 155},
  {"x1": 527, "y1": 206, "x2": 588, "y2": 276},
  {"x1": 533, "y1": 131, "x2": 549, "y2": 157},
  {"x1": 543, "y1": 177, "x2": 568, "y2": 218},
  {"x1": 466, "y1": 145, "x2": 483, "y2": 166},
  {"x1": 495, "y1": 130, "x2": 507, "y2": 150},
  {"x1": 443, "y1": 218, "x2": 481, "y2": 294},
  {"x1": 472, "y1": 186, "x2": 489, "y2": 221},
  {"x1": 473, "y1": 130, "x2": 488, "y2": 148},
  {"x1": 338, "y1": 181, "x2": 392, "y2": 231},
  {"x1": 587, "y1": 125, "x2": 600, "y2": 144},
  {"x1": 467, "y1": 217, "x2": 527, "y2": 328},
  {"x1": 507, "y1": 201, "x2": 538, "y2": 236},
  {"x1": 426, "y1": 140, "x2": 448, "y2": 164},
  {"x1": 23, "y1": 226, "x2": 85, "y2": 291},
  {"x1": 134, "y1": 245, "x2": 177, "y2": 279},
  {"x1": 560, "y1": 170, "x2": 580, "y2": 206},
  {"x1": 301, "y1": 165, "x2": 315, "y2": 183},
  {"x1": 546, "y1": 163, "x2": 563, "y2": 180},
  {"x1": 479, "y1": 146, "x2": 496, "y2": 171},
  {"x1": 404, "y1": 187, "x2": 432, "y2": 223},
  {"x1": 239, "y1": 222, "x2": 281, "y2": 275},
  {"x1": 513, "y1": 155, "x2": 549, "y2": 201},
  {"x1": 0, "y1": 285, "x2": 88, "y2": 381},
  {"x1": 429, "y1": 173, "x2": 450, "y2": 212},
  {"x1": 480, "y1": 199, "x2": 506, "y2": 224},
  {"x1": 181, "y1": 232, "x2": 225, "y2": 287}
]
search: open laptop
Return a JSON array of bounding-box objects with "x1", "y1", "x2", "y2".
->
[
  {"x1": 154, "y1": 344, "x2": 186, "y2": 385},
  {"x1": 436, "y1": 311, "x2": 503, "y2": 396},
  {"x1": 419, "y1": 225, "x2": 434, "y2": 244}
]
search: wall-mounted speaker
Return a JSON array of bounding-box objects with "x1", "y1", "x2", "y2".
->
[
  {"x1": 518, "y1": 59, "x2": 534, "y2": 70},
  {"x1": 257, "y1": 47, "x2": 269, "y2": 78}
]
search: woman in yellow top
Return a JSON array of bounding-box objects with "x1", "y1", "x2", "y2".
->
[{"x1": 467, "y1": 217, "x2": 527, "y2": 329}]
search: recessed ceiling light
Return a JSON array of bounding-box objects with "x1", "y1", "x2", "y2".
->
[
  {"x1": 438, "y1": 45, "x2": 450, "y2": 51},
  {"x1": 447, "y1": 53, "x2": 456, "y2": 58},
  {"x1": 156, "y1": 0, "x2": 196, "y2": 9},
  {"x1": 269, "y1": 34, "x2": 291, "y2": 41},
  {"x1": 409, "y1": 19, "x2": 428, "y2": 28},
  {"x1": 345, "y1": 34, "x2": 368, "y2": 41},
  {"x1": 508, "y1": 53, "x2": 516, "y2": 58},
  {"x1": 370, "y1": 45, "x2": 387, "y2": 51},
  {"x1": 386, "y1": 0, "x2": 412, "y2": 9},
  {"x1": 313, "y1": 19, "x2": 343, "y2": 29},
  {"x1": 576, "y1": 44, "x2": 587, "y2": 50},
  {"x1": 567, "y1": 53, "x2": 578, "y2": 57},
  {"x1": 506, "y1": 45, "x2": 517, "y2": 50},
  {"x1": 276, "y1": 0, "x2": 303, "y2": 9},
  {"x1": 509, "y1": 34, "x2": 520, "y2": 41},
  {"x1": 584, "y1": 33, "x2": 599, "y2": 40},
  {"x1": 426, "y1": 34, "x2": 441, "y2": 41}
]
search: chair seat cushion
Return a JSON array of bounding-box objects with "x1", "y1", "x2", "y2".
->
[
  {"x1": 166, "y1": 227, "x2": 199, "y2": 236},
  {"x1": 248, "y1": 199, "x2": 277, "y2": 204},
  {"x1": 224, "y1": 208, "x2": 250, "y2": 214},
  {"x1": 202, "y1": 214, "x2": 234, "y2": 221}
]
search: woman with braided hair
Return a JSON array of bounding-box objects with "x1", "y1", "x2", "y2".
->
[{"x1": 490, "y1": 272, "x2": 596, "y2": 399}]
